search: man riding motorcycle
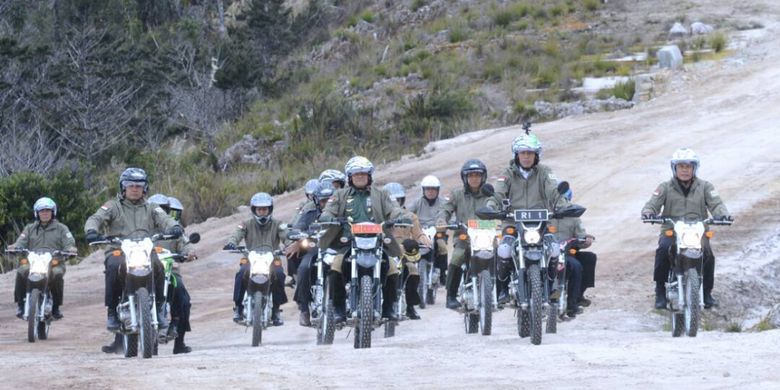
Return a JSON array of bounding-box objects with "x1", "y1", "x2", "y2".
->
[
  {"x1": 85, "y1": 168, "x2": 181, "y2": 338},
  {"x1": 384, "y1": 182, "x2": 432, "y2": 320},
  {"x1": 487, "y1": 133, "x2": 567, "y2": 304},
  {"x1": 288, "y1": 179, "x2": 322, "y2": 287},
  {"x1": 319, "y1": 169, "x2": 347, "y2": 190},
  {"x1": 291, "y1": 181, "x2": 335, "y2": 326},
  {"x1": 548, "y1": 186, "x2": 597, "y2": 318},
  {"x1": 318, "y1": 156, "x2": 408, "y2": 322},
  {"x1": 9, "y1": 197, "x2": 77, "y2": 320},
  {"x1": 436, "y1": 159, "x2": 494, "y2": 309},
  {"x1": 408, "y1": 175, "x2": 448, "y2": 286},
  {"x1": 641, "y1": 148, "x2": 731, "y2": 309},
  {"x1": 224, "y1": 192, "x2": 289, "y2": 326}
]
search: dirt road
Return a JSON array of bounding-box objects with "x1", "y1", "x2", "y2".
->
[{"x1": 2, "y1": 1, "x2": 779, "y2": 388}]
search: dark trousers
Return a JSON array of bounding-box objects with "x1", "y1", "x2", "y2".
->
[
  {"x1": 294, "y1": 251, "x2": 318, "y2": 311},
  {"x1": 287, "y1": 253, "x2": 301, "y2": 278},
  {"x1": 404, "y1": 272, "x2": 421, "y2": 306},
  {"x1": 233, "y1": 262, "x2": 288, "y2": 310},
  {"x1": 564, "y1": 255, "x2": 583, "y2": 307},
  {"x1": 575, "y1": 251, "x2": 597, "y2": 295},
  {"x1": 654, "y1": 235, "x2": 715, "y2": 291},
  {"x1": 170, "y1": 273, "x2": 192, "y2": 334},
  {"x1": 15, "y1": 267, "x2": 65, "y2": 306},
  {"x1": 105, "y1": 254, "x2": 165, "y2": 309}
]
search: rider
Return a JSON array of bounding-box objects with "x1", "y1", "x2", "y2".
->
[
  {"x1": 408, "y1": 175, "x2": 448, "y2": 286},
  {"x1": 319, "y1": 169, "x2": 347, "y2": 190},
  {"x1": 85, "y1": 168, "x2": 181, "y2": 335},
  {"x1": 549, "y1": 186, "x2": 597, "y2": 318},
  {"x1": 149, "y1": 194, "x2": 197, "y2": 354},
  {"x1": 9, "y1": 197, "x2": 77, "y2": 320},
  {"x1": 489, "y1": 133, "x2": 566, "y2": 304},
  {"x1": 436, "y1": 159, "x2": 494, "y2": 309},
  {"x1": 291, "y1": 181, "x2": 334, "y2": 326},
  {"x1": 288, "y1": 179, "x2": 322, "y2": 287},
  {"x1": 641, "y1": 148, "x2": 731, "y2": 309},
  {"x1": 385, "y1": 182, "x2": 432, "y2": 320},
  {"x1": 224, "y1": 192, "x2": 288, "y2": 326},
  {"x1": 318, "y1": 156, "x2": 408, "y2": 322}
]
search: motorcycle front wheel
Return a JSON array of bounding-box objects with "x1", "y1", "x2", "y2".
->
[
  {"x1": 27, "y1": 289, "x2": 41, "y2": 343},
  {"x1": 528, "y1": 264, "x2": 543, "y2": 345},
  {"x1": 252, "y1": 291, "x2": 265, "y2": 347},
  {"x1": 684, "y1": 269, "x2": 701, "y2": 337}
]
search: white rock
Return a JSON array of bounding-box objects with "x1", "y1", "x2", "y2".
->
[
  {"x1": 669, "y1": 22, "x2": 688, "y2": 37},
  {"x1": 657, "y1": 45, "x2": 683, "y2": 69},
  {"x1": 691, "y1": 22, "x2": 714, "y2": 35}
]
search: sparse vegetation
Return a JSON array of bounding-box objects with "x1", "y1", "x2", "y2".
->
[{"x1": 710, "y1": 32, "x2": 727, "y2": 53}]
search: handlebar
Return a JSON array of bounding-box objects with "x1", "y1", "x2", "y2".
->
[
  {"x1": 4, "y1": 249, "x2": 78, "y2": 257},
  {"x1": 642, "y1": 216, "x2": 733, "y2": 226},
  {"x1": 88, "y1": 233, "x2": 179, "y2": 246}
]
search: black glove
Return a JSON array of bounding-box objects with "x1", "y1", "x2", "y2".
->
[
  {"x1": 641, "y1": 213, "x2": 655, "y2": 220},
  {"x1": 85, "y1": 230, "x2": 102, "y2": 243},
  {"x1": 165, "y1": 225, "x2": 184, "y2": 238},
  {"x1": 399, "y1": 217, "x2": 413, "y2": 225},
  {"x1": 718, "y1": 215, "x2": 733, "y2": 222},
  {"x1": 223, "y1": 243, "x2": 237, "y2": 251}
]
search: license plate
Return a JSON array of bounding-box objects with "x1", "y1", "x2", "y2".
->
[
  {"x1": 351, "y1": 223, "x2": 383, "y2": 234},
  {"x1": 467, "y1": 219, "x2": 501, "y2": 229},
  {"x1": 514, "y1": 209, "x2": 548, "y2": 222}
]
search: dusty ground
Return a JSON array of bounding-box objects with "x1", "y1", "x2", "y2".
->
[{"x1": 2, "y1": 0, "x2": 780, "y2": 388}]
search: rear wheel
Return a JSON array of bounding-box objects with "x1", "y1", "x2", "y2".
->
[
  {"x1": 528, "y1": 264, "x2": 543, "y2": 345},
  {"x1": 478, "y1": 270, "x2": 493, "y2": 336},
  {"x1": 684, "y1": 269, "x2": 701, "y2": 337},
  {"x1": 137, "y1": 288, "x2": 154, "y2": 358},
  {"x1": 27, "y1": 289, "x2": 40, "y2": 343},
  {"x1": 518, "y1": 309, "x2": 530, "y2": 338},
  {"x1": 671, "y1": 312, "x2": 684, "y2": 337},
  {"x1": 317, "y1": 276, "x2": 335, "y2": 345},
  {"x1": 355, "y1": 275, "x2": 373, "y2": 349},
  {"x1": 124, "y1": 333, "x2": 138, "y2": 358},
  {"x1": 465, "y1": 313, "x2": 479, "y2": 334},
  {"x1": 252, "y1": 291, "x2": 264, "y2": 347}
]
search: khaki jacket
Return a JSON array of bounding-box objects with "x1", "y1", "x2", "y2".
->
[
  {"x1": 408, "y1": 196, "x2": 444, "y2": 227},
  {"x1": 85, "y1": 195, "x2": 179, "y2": 247},
  {"x1": 642, "y1": 177, "x2": 729, "y2": 231},
  {"x1": 489, "y1": 162, "x2": 564, "y2": 214},
  {"x1": 549, "y1": 217, "x2": 589, "y2": 242},
  {"x1": 436, "y1": 187, "x2": 492, "y2": 226},
  {"x1": 320, "y1": 186, "x2": 406, "y2": 257},
  {"x1": 14, "y1": 220, "x2": 76, "y2": 252},
  {"x1": 391, "y1": 213, "x2": 432, "y2": 247},
  {"x1": 228, "y1": 217, "x2": 288, "y2": 251}
]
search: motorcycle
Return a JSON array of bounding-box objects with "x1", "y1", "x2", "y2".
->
[
  {"x1": 420, "y1": 226, "x2": 445, "y2": 306},
  {"x1": 90, "y1": 230, "x2": 180, "y2": 358},
  {"x1": 286, "y1": 223, "x2": 339, "y2": 345},
  {"x1": 5, "y1": 248, "x2": 76, "y2": 343},
  {"x1": 157, "y1": 233, "x2": 201, "y2": 344},
  {"x1": 384, "y1": 241, "x2": 427, "y2": 338},
  {"x1": 643, "y1": 215, "x2": 732, "y2": 337},
  {"x1": 546, "y1": 236, "x2": 590, "y2": 333},
  {"x1": 225, "y1": 245, "x2": 281, "y2": 346},
  {"x1": 477, "y1": 181, "x2": 585, "y2": 345},
  {"x1": 444, "y1": 218, "x2": 501, "y2": 336}
]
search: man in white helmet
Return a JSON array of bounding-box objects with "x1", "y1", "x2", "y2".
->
[
  {"x1": 408, "y1": 175, "x2": 448, "y2": 286},
  {"x1": 318, "y1": 156, "x2": 408, "y2": 322},
  {"x1": 642, "y1": 148, "x2": 731, "y2": 309},
  {"x1": 9, "y1": 197, "x2": 77, "y2": 320}
]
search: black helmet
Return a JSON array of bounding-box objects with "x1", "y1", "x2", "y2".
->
[
  {"x1": 119, "y1": 167, "x2": 149, "y2": 195},
  {"x1": 460, "y1": 159, "x2": 487, "y2": 188},
  {"x1": 313, "y1": 181, "x2": 335, "y2": 205}
]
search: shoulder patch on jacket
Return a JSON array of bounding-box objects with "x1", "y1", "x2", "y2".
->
[
  {"x1": 709, "y1": 190, "x2": 719, "y2": 197},
  {"x1": 100, "y1": 202, "x2": 111, "y2": 210},
  {"x1": 238, "y1": 223, "x2": 246, "y2": 230},
  {"x1": 497, "y1": 176, "x2": 507, "y2": 182},
  {"x1": 652, "y1": 186, "x2": 663, "y2": 196},
  {"x1": 548, "y1": 173, "x2": 558, "y2": 182},
  {"x1": 66, "y1": 232, "x2": 73, "y2": 239}
]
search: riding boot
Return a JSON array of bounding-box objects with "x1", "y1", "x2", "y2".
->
[
  {"x1": 446, "y1": 265, "x2": 462, "y2": 309},
  {"x1": 101, "y1": 333, "x2": 123, "y2": 354},
  {"x1": 173, "y1": 331, "x2": 192, "y2": 354},
  {"x1": 655, "y1": 281, "x2": 668, "y2": 309},
  {"x1": 703, "y1": 289, "x2": 718, "y2": 309},
  {"x1": 106, "y1": 307, "x2": 120, "y2": 331}
]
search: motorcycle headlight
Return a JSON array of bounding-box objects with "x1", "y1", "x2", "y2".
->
[
  {"x1": 355, "y1": 236, "x2": 378, "y2": 250},
  {"x1": 523, "y1": 230, "x2": 541, "y2": 245},
  {"x1": 681, "y1": 232, "x2": 701, "y2": 248}
]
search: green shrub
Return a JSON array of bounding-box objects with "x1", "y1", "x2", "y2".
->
[
  {"x1": 584, "y1": 0, "x2": 600, "y2": 11},
  {"x1": 360, "y1": 10, "x2": 375, "y2": 23},
  {"x1": 710, "y1": 32, "x2": 727, "y2": 53},
  {"x1": 411, "y1": 0, "x2": 427, "y2": 11},
  {"x1": 449, "y1": 24, "x2": 470, "y2": 43}
]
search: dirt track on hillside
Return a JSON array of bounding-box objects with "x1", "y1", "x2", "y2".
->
[{"x1": 2, "y1": 1, "x2": 780, "y2": 388}]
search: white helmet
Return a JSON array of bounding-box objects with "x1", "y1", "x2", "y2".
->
[
  {"x1": 250, "y1": 192, "x2": 274, "y2": 225},
  {"x1": 420, "y1": 175, "x2": 441, "y2": 189},
  {"x1": 383, "y1": 182, "x2": 406, "y2": 200},
  {"x1": 33, "y1": 197, "x2": 57, "y2": 219},
  {"x1": 345, "y1": 156, "x2": 375, "y2": 186},
  {"x1": 670, "y1": 147, "x2": 700, "y2": 176}
]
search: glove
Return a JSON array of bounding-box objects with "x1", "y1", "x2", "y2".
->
[
  {"x1": 717, "y1": 215, "x2": 733, "y2": 222},
  {"x1": 166, "y1": 225, "x2": 184, "y2": 238},
  {"x1": 641, "y1": 213, "x2": 655, "y2": 220},
  {"x1": 480, "y1": 183, "x2": 495, "y2": 197},
  {"x1": 223, "y1": 243, "x2": 237, "y2": 250},
  {"x1": 85, "y1": 230, "x2": 102, "y2": 243}
]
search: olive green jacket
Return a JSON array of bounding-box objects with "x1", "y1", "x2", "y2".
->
[
  {"x1": 227, "y1": 217, "x2": 288, "y2": 251},
  {"x1": 642, "y1": 177, "x2": 729, "y2": 231},
  {"x1": 85, "y1": 194, "x2": 179, "y2": 244},
  {"x1": 436, "y1": 187, "x2": 492, "y2": 226},
  {"x1": 14, "y1": 220, "x2": 76, "y2": 252},
  {"x1": 319, "y1": 186, "x2": 406, "y2": 257},
  {"x1": 489, "y1": 162, "x2": 565, "y2": 214}
]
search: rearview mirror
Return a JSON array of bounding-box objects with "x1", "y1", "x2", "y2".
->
[
  {"x1": 188, "y1": 233, "x2": 201, "y2": 244},
  {"x1": 557, "y1": 181, "x2": 570, "y2": 195}
]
